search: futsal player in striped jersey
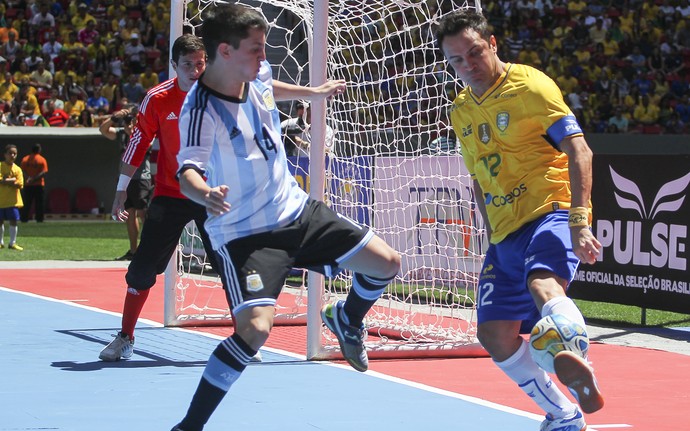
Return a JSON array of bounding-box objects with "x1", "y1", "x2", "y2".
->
[
  {"x1": 99, "y1": 34, "x2": 213, "y2": 361},
  {"x1": 436, "y1": 10, "x2": 604, "y2": 431},
  {"x1": 171, "y1": 5, "x2": 400, "y2": 430}
]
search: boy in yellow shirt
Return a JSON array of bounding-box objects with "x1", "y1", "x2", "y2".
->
[{"x1": 0, "y1": 145, "x2": 24, "y2": 250}]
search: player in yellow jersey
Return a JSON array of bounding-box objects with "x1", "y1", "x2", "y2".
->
[{"x1": 436, "y1": 10, "x2": 603, "y2": 431}]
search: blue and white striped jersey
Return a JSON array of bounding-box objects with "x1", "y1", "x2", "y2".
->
[{"x1": 177, "y1": 61, "x2": 309, "y2": 250}]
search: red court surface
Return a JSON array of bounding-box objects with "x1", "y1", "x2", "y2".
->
[{"x1": 2, "y1": 267, "x2": 688, "y2": 431}]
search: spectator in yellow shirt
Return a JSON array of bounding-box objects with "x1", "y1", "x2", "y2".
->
[
  {"x1": 588, "y1": 19, "x2": 607, "y2": 45},
  {"x1": 86, "y1": 35, "x2": 108, "y2": 60},
  {"x1": 65, "y1": 90, "x2": 86, "y2": 117},
  {"x1": 53, "y1": 62, "x2": 79, "y2": 88},
  {"x1": 139, "y1": 65, "x2": 159, "y2": 91},
  {"x1": 13, "y1": 63, "x2": 32, "y2": 86},
  {"x1": 545, "y1": 56, "x2": 564, "y2": 80},
  {"x1": 633, "y1": 94, "x2": 661, "y2": 125},
  {"x1": 573, "y1": 43, "x2": 591, "y2": 63},
  {"x1": 0, "y1": 72, "x2": 19, "y2": 106},
  {"x1": 556, "y1": 68, "x2": 579, "y2": 97},
  {"x1": 517, "y1": 43, "x2": 542, "y2": 67},
  {"x1": 567, "y1": 0, "x2": 588, "y2": 17},
  {"x1": 602, "y1": 33, "x2": 620, "y2": 57},
  {"x1": 17, "y1": 84, "x2": 41, "y2": 116},
  {"x1": 61, "y1": 31, "x2": 87, "y2": 62},
  {"x1": 146, "y1": 0, "x2": 170, "y2": 18},
  {"x1": 71, "y1": 3, "x2": 97, "y2": 32},
  {"x1": 106, "y1": 0, "x2": 127, "y2": 19}
]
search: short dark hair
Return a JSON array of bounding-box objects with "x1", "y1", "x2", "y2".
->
[
  {"x1": 200, "y1": 4, "x2": 267, "y2": 62},
  {"x1": 435, "y1": 9, "x2": 491, "y2": 52},
  {"x1": 32, "y1": 143, "x2": 42, "y2": 153},
  {"x1": 171, "y1": 33, "x2": 205, "y2": 64}
]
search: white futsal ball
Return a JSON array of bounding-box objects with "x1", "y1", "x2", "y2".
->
[{"x1": 529, "y1": 314, "x2": 589, "y2": 374}]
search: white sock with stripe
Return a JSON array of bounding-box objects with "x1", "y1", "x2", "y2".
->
[{"x1": 495, "y1": 339, "x2": 577, "y2": 419}]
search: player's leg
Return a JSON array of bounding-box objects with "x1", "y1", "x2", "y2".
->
[
  {"x1": 123, "y1": 206, "x2": 138, "y2": 257},
  {"x1": 526, "y1": 212, "x2": 604, "y2": 414},
  {"x1": 173, "y1": 239, "x2": 290, "y2": 431},
  {"x1": 320, "y1": 233, "x2": 399, "y2": 372},
  {"x1": 35, "y1": 186, "x2": 45, "y2": 222},
  {"x1": 291, "y1": 200, "x2": 400, "y2": 371},
  {"x1": 19, "y1": 187, "x2": 32, "y2": 222},
  {"x1": 99, "y1": 197, "x2": 194, "y2": 361},
  {"x1": 476, "y1": 217, "x2": 585, "y2": 429},
  {"x1": 7, "y1": 208, "x2": 22, "y2": 250},
  {"x1": 337, "y1": 233, "x2": 400, "y2": 327},
  {"x1": 117, "y1": 179, "x2": 148, "y2": 260}
]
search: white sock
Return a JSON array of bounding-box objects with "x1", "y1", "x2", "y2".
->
[
  {"x1": 9, "y1": 225, "x2": 18, "y2": 245},
  {"x1": 541, "y1": 296, "x2": 586, "y2": 329},
  {"x1": 0, "y1": 223, "x2": 4, "y2": 245},
  {"x1": 495, "y1": 339, "x2": 576, "y2": 418}
]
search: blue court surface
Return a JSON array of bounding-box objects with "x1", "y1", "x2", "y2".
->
[{"x1": 2, "y1": 287, "x2": 555, "y2": 431}]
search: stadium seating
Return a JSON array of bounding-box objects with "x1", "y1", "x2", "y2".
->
[
  {"x1": 74, "y1": 187, "x2": 99, "y2": 213},
  {"x1": 47, "y1": 187, "x2": 71, "y2": 214}
]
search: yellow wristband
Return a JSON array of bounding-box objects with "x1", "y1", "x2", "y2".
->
[{"x1": 568, "y1": 207, "x2": 590, "y2": 228}]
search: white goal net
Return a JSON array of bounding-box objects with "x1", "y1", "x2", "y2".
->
[{"x1": 164, "y1": 0, "x2": 488, "y2": 359}]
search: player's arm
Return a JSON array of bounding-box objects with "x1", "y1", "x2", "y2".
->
[
  {"x1": 560, "y1": 135, "x2": 601, "y2": 264},
  {"x1": 178, "y1": 168, "x2": 230, "y2": 217},
  {"x1": 472, "y1": 179, "x2": 492, "y2": 242},
  {"x1": 177, "y1": 95, "x2": 229, "y2": 216},
  {"x1": 12, "y1": 166, "x2": 24, "y2": 189},
  {"x1": 98, "y1": 109, "x2": 128, "y2": 140},
  {"x1": 110, "y1": 106, "x2": 153, "y2": 221},
  {"x1": 273, "y1": 79, "x2": 346, "y2": 102}
]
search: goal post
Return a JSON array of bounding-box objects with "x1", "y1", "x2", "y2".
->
[{"x1": 164, "y1": 0, "x2": 488, "y2": 360}]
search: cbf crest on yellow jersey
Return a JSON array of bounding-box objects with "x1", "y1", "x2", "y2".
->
[{"x1": 449, "y1": 63, "x2": 584, "y2": 244}]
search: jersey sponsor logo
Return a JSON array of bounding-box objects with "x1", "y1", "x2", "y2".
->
[
  {"x1": 229, "y1": 126, "x2": 241, "y2": 140},
  {"x1": 480, "y1": 263, "x2": 496, "y2": 280},
  {"x1": 478, "y1": 123, "x2": 491, "y2": 144},
  {"x1": 496, "y1": 112, "x2": 509, "y2": 132},
  {"x1": 166, "y1": 112, "x2": 178, "y2": 120},
  {"x1": 484, "y1": 183, "x2": 528, "y2": 207},
  {"x1": 262, "y1": 88, "x2": 276, "y2": 111},
  {"x1": 246, "y1": 272, "x2": 264, "y2": 292},
  {"x1": 462, "y1": 124, "x2": 473, "y2": 137}
]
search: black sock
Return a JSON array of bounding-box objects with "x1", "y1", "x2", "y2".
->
[
  {"x1": 343, "y1": 291, "x2": 376, "y2": 327},
  {"x1": 178, "y1": 378, "x2": 227, "y2": 431},
  {"x1": 343, "y1": 273, "x2": 390, "y2": 327}
]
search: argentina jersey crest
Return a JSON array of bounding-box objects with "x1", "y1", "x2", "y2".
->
[{"x1": 261, "y1": 88, "x2": 276, "y2": 111}]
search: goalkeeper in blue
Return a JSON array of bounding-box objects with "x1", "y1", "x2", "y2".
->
[
  {"x1": 436, "y1": 9, "x2": 604, "y2": 431},
  {"x1": 171, "y1": 4, "x2": 400, "y2": 430}
]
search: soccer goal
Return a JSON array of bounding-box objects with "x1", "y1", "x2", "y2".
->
[{"x1": 164, "y1": 0, "x2": 488, "y2": 360}]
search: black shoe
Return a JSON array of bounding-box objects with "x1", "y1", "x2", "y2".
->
[{"x1": 116, "y1": 250, "x2": 136, "y2": 261}]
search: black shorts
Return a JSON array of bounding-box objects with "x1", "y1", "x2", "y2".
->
[
  {"x1": 214, "y1": 199, "x2": 373, "y2": 315},
  {"x1": 126, "y1": 196, "x2": 216, "y2": 290},
  {"x1": 124, "y1": 178, "x2": 153, "y2": 210}
]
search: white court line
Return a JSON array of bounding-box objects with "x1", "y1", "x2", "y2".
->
[
  {"x1": 1, "y1": 285, "x2": 632, "y2": 430},
  {"x1": 589, "y1": 425, "x2": 633, "y2": 429}
]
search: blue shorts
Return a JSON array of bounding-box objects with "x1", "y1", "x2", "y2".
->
[
  {"x1": 0, "y1": 207, "x2": 20, "y2": 221},
  {"x1": 476, "y1": 211, "x2": 579, "y2": 333}
]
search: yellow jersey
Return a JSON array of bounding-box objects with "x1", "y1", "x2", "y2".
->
[
  {"x1": 0, "y1": 162, "x2": 24, "y2": 208},
  {"x1": 449, "y1": 63, "x2": 583, "y2": 244}
]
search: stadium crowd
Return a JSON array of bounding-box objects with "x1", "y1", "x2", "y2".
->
[
  {"x1": 484, "y1": 0, "x2": 690, "y2": 134},
  {"x1": 0, "y1": 0, "x2": 169, "y2": 127},
  {"x1": 0, "y1": 0, "x2": 689, "y2": 134}
]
